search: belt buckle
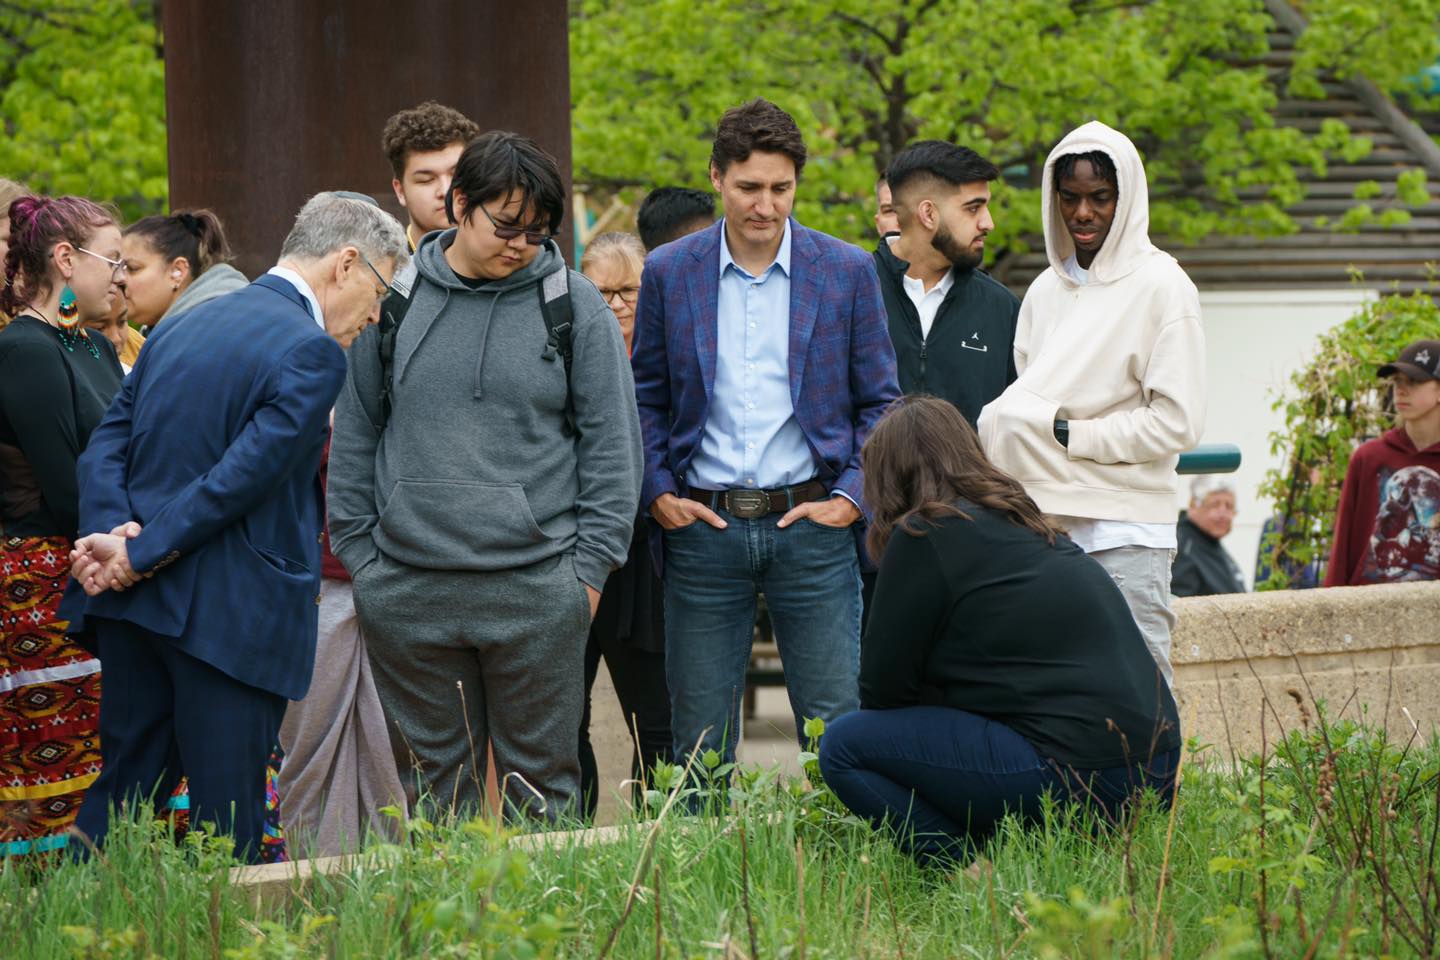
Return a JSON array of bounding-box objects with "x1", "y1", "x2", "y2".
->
[{"x1": 727, "y1": 489, "x2": 769, "y2": 519}]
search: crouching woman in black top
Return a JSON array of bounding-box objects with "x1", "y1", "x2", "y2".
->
[{"x1": 818, "y1": 397, "x2": 1181, "y2": 866}]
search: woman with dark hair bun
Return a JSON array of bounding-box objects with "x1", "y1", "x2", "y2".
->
[
  {"x1": 0, "y1": 195, "x2": 124, "y2": 857},
  {"x1": 121, "y1": 208, "x2": 247, "y2": 342},
  {"x1": 818, "y1": 396, "x2": 1181, "y2": 867}
]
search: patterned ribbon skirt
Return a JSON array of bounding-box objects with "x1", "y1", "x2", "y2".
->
[
  {"x1": 0, "y1": 536, "x2": 101, "y2": 856},
  {"x1": 0, "y1": 536, "x2": 286, "y2": 862}
]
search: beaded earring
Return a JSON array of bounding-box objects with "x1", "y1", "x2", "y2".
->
[{"x1": 56, "y1": 284, "x2": 80, "y2": 330}]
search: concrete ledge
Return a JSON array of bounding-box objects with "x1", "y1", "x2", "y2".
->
[
  {"x1": 1172, "y1": 581, "x2": 1440, "y2": 759},
  {"x1": 229, "y1": 819, "x2": 652, "y2": 909}
]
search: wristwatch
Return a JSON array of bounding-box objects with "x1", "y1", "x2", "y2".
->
[{"x1": 1053, "y1": 418, "x2": 1069, "y2": 447}]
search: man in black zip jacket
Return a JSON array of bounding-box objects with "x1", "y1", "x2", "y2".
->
[{"x1": 875, "y1": 141, "x2": 1019, "y2": 425}]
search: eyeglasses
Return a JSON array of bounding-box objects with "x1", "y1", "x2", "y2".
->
[
  {"x1": 358, "y1": 251, "x2": 391, "y2": 303},
  {"x1": 77, "y1": 247, "x2": 129, "y2": 278},
  {"x1": 598, "y1": 286, "x2": 640, "y2": 305},
  {"x1": 477, "y1": 203, "x2": 554, "y2": 246}
]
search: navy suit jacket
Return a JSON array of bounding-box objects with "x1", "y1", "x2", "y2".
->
[
  {"x1": 632, "y1": 219, "x2": 899, "y2": 511},
  {"x1": 69, "y1": 275, "x2": 347, "y2": 700}
]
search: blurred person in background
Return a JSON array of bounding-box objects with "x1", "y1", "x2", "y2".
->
[
  {"x1": 635, "y1": 186, "x2": 716, "y2": 253},
  {"x1": 122, "y1": 209, "x2": 247, "y2": 336},
  {"x1": 0, "y1": 178, "x2": 32, "y2": 328},
  {"x1": 873, "y1": 176, "x2": 899, "y2": 240},
  {"x1": 1171, "y1": 477, "x2": 1246, "y2": 597},
  {"x1": 0, "y1": 196, "x2": 125, "y2": 857},
  {"x1": 576, "y1": 231, "x2": 670, "y2": 818},
  {"x1": 84, "y1": 279, "x2": 143, "y2": 370}
]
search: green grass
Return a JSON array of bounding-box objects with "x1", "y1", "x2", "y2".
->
[{"x1": 5, "y1": 715, "x2": 1439, "y2": 959}]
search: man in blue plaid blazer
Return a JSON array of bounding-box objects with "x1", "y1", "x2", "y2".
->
[{"x1": 631, "y1": 98, "x2": 900, "y2": 772}]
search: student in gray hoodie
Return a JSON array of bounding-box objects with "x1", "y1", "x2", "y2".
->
[{"x1": 327, "y1": 133, "x2": 643, "y2": 823}]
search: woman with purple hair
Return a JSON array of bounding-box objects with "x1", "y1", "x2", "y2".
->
[{"x1": 0, "y1": 195, "x2": 125, "y2": 857}]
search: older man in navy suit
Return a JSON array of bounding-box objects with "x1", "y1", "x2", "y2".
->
[
  {"x1": 632, "y1": 99, "x2": 900, "y2": 773},
  {"x1": 67, "y1": 192, "x2": 408, "y2": 861}
]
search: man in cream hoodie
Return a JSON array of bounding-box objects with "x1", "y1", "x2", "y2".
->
[{"x1": 978, "y1": 121, "x2": 1205, "y2": 687}]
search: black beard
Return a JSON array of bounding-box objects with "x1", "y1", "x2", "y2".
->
[{"x1": 933, "y1": 223, "x2": 983, "y2": 270}]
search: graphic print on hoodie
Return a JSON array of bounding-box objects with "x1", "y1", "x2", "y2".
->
[
  {"x1": 976, "y1": 121, "x2": 1206, "y2": 526},
  {"x1": 1327, "y1": 427, "x2": 1440, "y2": 586}
]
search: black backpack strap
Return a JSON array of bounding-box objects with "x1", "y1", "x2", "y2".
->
[
  {"x1": 537, "y1": 265, "x2": 575, "y2": 433},
  {"x1": 376, "y1": 260, "x2": 419, "y2": 429}
]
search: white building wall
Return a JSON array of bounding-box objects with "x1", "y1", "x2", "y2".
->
[{"x1": 1191, "y1": 288, "x2": 1376, "y2": 588}]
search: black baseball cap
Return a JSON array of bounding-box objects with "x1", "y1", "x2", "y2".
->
[{"x1": 1378, "y1": 339, "x2": 1440, "y2": 382}]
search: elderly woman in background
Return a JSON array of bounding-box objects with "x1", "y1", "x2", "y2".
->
[
  {"x1": 121, "y1": 209, "x2": 247, "y2": 337},
  {"x1": 0, "y1": 195, "x2": 125, "y2": 857},
  {"x1": 575, "y1": 231, "x2": 670, "y2": 818}
]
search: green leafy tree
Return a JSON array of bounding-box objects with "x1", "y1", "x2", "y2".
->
[
  {"x1": 571, "y1": 0, "x2": 1431, "y2": 251},
  {"x1": 0, "y1": 0, "x2": 167, "y2": 220},
  {"x1": 1290, "y1": 0, "x2": 1440, "y2": 103}
]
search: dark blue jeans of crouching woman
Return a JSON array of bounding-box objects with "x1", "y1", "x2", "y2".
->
[{"x1": 818, "y1": 706, "x2": 1180, "y2": 865}]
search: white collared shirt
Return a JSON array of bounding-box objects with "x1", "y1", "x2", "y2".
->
[
  {"x1": 264, "y1": 266, "x2": 325, "y2": 331},
  {"x1": 900, "y1": 267, "x2": 954, "y2": 341}
]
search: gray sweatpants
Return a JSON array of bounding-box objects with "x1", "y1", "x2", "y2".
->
[
  {"x1": 352, "y1": 551, "x2": 591, "y2": 823},
  {"x1": 1089, "y1": 545, "x2": 1177, "y2": 689}
]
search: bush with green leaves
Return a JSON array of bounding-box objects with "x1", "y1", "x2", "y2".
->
[
  {"x1": 0, "y1": 0, "x2": 167, "y2": 220},
  {"x1": 1257, "y1": 286, "x2": 1440, "y2": 587}
]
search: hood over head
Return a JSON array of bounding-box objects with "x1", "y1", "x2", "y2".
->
[{"x1": 1041, "y1": 121, "x2": 1156, "y2": 285}]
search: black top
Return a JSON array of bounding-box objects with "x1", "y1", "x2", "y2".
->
[
  {"x1": 862, "y1": 500, "x2": 1181, "y2": 768},
  {"x1": 1173, "y1": 512, "x2": 1246, "y2": 597},
  {"x1": 0, "y1": 317, "x2": 123, "y2": 539},
  {"x1": 872, "y1": 240, "x2": 1020, "y2": 426}
]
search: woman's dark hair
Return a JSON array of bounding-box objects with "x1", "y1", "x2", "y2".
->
[
  {"x1": 862, "y1": 396, "x2": 1066, "y2": 560},
  {"x1": 447, "y1": 131, "x2": 566, "y2": 234},
  {"x1": 124, "y1": 209, "x2": 232, "y2": 277},
  {"x1": 1052, "y1": 150, "x2": 1118, "y2": 188},
  {"x1": 709, "y1": 98, "x2": 807, "y2": 179},
  {"x1": 2, "y1": 195, "x2": 116, "y2": 317}
]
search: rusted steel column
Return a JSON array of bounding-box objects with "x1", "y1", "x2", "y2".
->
[{"x1": 163, "y1": 1, "x2": 573, "y2": 277}]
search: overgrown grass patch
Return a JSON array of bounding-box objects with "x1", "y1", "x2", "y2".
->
[{"x1": 5, "y1": 711, "x2": 1439, "y2": 958}]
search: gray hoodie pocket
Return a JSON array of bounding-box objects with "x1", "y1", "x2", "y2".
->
[{"x1": 374, "y1": 478, "x2": 547, "y2": 569}]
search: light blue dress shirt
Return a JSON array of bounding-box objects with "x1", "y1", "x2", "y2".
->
[{"x1": 688, "y1": 219, "x2": 818, "y2": 491}]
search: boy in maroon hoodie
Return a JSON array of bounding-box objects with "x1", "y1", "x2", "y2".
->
[{"x1": 1326, "y1": 339, "x2": 1440, "y2": 586}]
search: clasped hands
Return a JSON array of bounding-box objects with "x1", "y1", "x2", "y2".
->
[{"x1": 70, "y1": 522, "x2": 148, "y2": 596}]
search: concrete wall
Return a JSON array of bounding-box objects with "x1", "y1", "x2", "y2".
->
[
  {"x1": 1172, "y1": 581, "x2": 1440, "y2": 760},
  {"x1": 1191, "y1": 288, "x2": 1376, "y2": 587}
]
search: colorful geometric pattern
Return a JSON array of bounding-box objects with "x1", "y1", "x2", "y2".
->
[
  {"x1": 165, "y1": 744, "x2": 287, "y2": 863},
  {"x1": 1, "y1": 536, "x2": 101, "y2": 857}
]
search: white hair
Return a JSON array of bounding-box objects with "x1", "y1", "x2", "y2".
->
[
  {"x1": 1190, "y1": 476, "x2": 1236, "y2": 503},
  {"x1": 278, "y1": 191, "x2": 409, "y2": 270}
]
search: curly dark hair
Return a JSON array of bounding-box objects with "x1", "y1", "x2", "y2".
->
[{"x1": 382, "y1": 101, "x2": 481, "y2": 178}]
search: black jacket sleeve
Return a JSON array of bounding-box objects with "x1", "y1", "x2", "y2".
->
[
  {"x1": 0, "y1": 339, "x2": 84, "y2": 536},
  {"x1": 859, "y1": 524, "x2": 952, "y2": 710}
]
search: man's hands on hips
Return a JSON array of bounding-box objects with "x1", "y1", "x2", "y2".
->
[
  {"x1": 777, "y1": 495, "x2": 860, "y2": 529},
  {"x1": 69, "y1": 522, "x2": 146, "y2": 595},
  {"x1": 649, "y1": 492, "x2": 728, "y2": 531}
]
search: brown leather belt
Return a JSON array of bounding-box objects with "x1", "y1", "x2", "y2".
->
[{"x1": 688, "y1": 479, "x2": 829, "y2": 519}]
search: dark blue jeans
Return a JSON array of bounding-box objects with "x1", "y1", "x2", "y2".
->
[
  {"x1": 819, "y1": 706, "x2": 1180, "y2": 865},
  {"x1": 663, "y1": 511, "x2": 861, "y2": 765}
]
